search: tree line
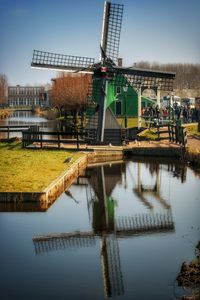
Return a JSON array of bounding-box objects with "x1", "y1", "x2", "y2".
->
[
  {"x1": 1, "y1": 62, "x2": 199, "y2": 108},
  {"x1": 0, "y1": 74, "x2": 8, "y2": 105},
  {"x1": 134, "y1": 62, "x2": 200, "y2": 90}
]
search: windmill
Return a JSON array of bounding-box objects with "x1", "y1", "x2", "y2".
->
[{"x1": 31, "y1": 1, "x2": 175, "y2": 144}]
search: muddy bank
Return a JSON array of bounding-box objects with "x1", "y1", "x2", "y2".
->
[{"x1": 176, "y1": 241, "x2": 200, "y2": 300}]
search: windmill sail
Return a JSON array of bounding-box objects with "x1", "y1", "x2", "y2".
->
[
  {"x1": 31, "y1": 50, "x2": 95, "y2": 72},
  {"x1": 111, "y1": 66, "x2": 175, "y2": 91},
  {"x1": 100, "y1": 2, "x2": 124, "y2": 64}
]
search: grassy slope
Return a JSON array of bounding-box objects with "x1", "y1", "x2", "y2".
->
[{"x1": 0, "y1": 142, "x2": 83, "y2": 192}]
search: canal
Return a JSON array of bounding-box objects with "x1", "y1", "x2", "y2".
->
[
  {"x1": 0, "y1": 110, "x2": 57, "y2": 139},
  {"x1": 0, "y1": 158, "x2": 199, "y2": 300}
]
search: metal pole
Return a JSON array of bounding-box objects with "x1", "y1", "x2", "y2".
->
[
  {"x1": 123, "y1": 86, "x2": 128, "y2": 128},
  {"x1": 98, "y1": 78, "x2": 107, "y2": 143}
]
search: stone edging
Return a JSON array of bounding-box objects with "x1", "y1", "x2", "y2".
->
[
  {"x1": 42, "y1": 150, "x2": 124, "y2": 203},
  {"x1": 0, "y1": 146, "x2": 199, "y2": 204}
]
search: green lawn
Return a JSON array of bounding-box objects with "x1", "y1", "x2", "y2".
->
[
  {"x1": 137, "y1": 128, "x2": 158, "y2": 140},
  {"x1": 0, "y1": 142, "x2": 83, "y2": 192},
  {"x1": 116, "y1": 117, "x2": 146, "y2": 128}
]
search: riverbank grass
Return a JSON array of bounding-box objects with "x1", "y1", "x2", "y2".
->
[{"x1": 0, "y1": 142, "x2": 83, "y2": 192}]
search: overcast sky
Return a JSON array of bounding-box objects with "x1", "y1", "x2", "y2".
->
[{"x1": 0, "y1": 0, "x2": 200, "y2": 86}]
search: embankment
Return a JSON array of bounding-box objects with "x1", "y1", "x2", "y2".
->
[{"x1": 0, "y1": 139, "x2": 199, "y2": 204}]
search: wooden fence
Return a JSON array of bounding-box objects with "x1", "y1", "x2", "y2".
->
[
  {"x1": 155, "y1": 124, "x2": 187, "y2": 146},
  {"x1": 0, "y1": 125, "x2": 30, "y2": 139},
  {"x1": 22, "y1": 127, "x2": 127, "y2": 148},
  {"x1": 168, "y1": 124, "x2": 187, "y2": 146},
  {"x1": 22, "y1": 128, "x2": 86, "y2": 149},
  {"x1": 22, "y1": 125, "x2": 39, "y2": 147}
]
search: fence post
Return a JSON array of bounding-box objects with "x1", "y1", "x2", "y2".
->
[
  {"x1": 175, "y1": 125, "x2": 179, "y2": 143},
  {"x1": 7, "y1": 126, "x2": 10, "y2": 139},
  {"x1": 22, "y1": 131, "x2": 25, "y2": 148},
  {"x1": 173, "y1": 125, "x2": 176, "y2": 142},
  {"x1": 157, "y1": 125, "x2": 160, "y2": 140},
  {"x1": 182, "y1": 127, "x2": 187, "y2": 147},
  {"x1": 168, "y1": 125, "x2": 171, "y2": 141},
  {"x1": 58, "y1": 132, "x2": 60, "y2": 149},
  {"x1": 40, "y1": 132, "x2": 43, "y2": 148},
  {"x1": 22, "y1": 128, "x2": 30, "y2": 148},
  {"x1": 176, "y1": 120, "x2": 182, "y2": 144},
  {"x1": 171, "y1": 125, "x2": 174, "y2": 142},
  {"x1": 77, "y1": 131, "x2": 79, "y2": 149}
]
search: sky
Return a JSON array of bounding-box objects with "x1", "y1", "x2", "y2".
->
[{"x1": 0, "y1": 0, "x2": 200, "y2": 86}]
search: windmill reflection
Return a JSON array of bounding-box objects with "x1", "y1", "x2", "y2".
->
[
  {"x1": 134, "y1": 163, "x2": 170, "y2": 210},
  {"x1": 33, "y1": 160, "x2": 186, "y2": 298},
  {"x1": 88, "y1": 165, "x2": 124, "y2": 297}
]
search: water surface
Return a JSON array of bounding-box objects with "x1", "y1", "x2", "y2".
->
[
  {"x1": 0, "y1": 159, "x2": 199, "y2": 300},
  {"x1": 0, "y1": 110, "x2": 57, "y2": 139}
]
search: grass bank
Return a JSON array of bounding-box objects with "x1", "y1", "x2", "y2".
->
[
  {"x1": 0, "y1": 142, "x2": 83, "y2": 192},
  {"x1": 184, "y1": 123, "x2": 200, "y2": 138},
  {"x1": 137, "y1": 128, "x2": 158, "y2": 140},
  {"x1": 183, "y1": 123, "x2": 200, "y2": 167}
]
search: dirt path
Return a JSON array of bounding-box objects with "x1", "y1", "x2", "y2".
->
[{"x1": 187, "y1": 135, "x2": 200, "y2": 152}]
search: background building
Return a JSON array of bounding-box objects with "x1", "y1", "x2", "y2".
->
[{"x1": 8, "y1": 85, "x2": 49, "y2": 107}]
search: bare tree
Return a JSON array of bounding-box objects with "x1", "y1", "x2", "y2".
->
[
  {"x1": 0, "y1": 74, "x2": 8, "y2": 105},
  {"x1": 51, "y1": 73, "x2": 91, "y2": 114},
  {"x1": 134, "y1": 62, "x2": 200, "y2": 92},
  {"x1": 51, "y1": 73, "x2": 92, "y2": 128}
]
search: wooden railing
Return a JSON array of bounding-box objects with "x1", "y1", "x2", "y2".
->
[
  {"x1": 0, "y1": 125, "x2": 30, "y2": 139},
  {"x1": 155, "y1": 124, "x2": 187, "y2": 146},
  {"x1": 22, "y1": 129, "x2": 86, "y2": 149},
  {"x1": 168, "y1": 124, "x2": 187, "y2": 146},
  {"x1": 22, "y1": 125, "x2": 39, "y2": 147},
  {"x1": 136, "y1": 118, "x2": 187, "y2": 147}
]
